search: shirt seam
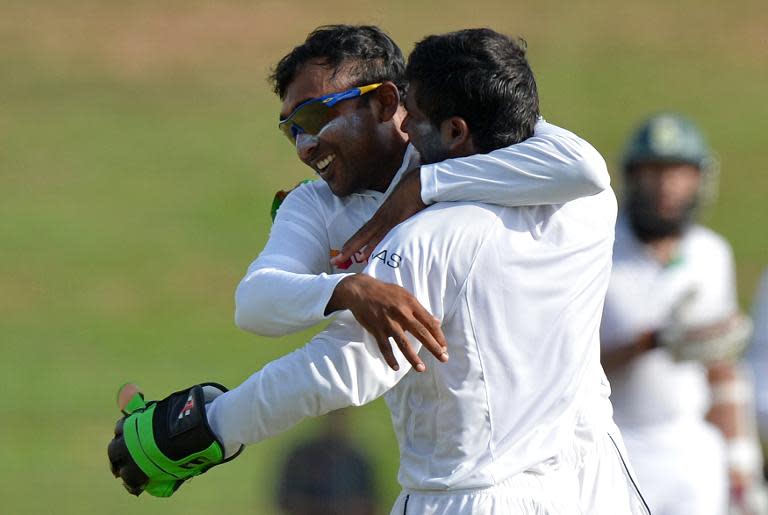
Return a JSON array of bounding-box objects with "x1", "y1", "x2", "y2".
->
[{"x1": 441, "y1": 208, "x2": 504, "y2": 484}]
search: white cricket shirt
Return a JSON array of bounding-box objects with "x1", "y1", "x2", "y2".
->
[
  {"x1": 208, "y1": 188, "x2": 618, "y2": 490},
  {"x1": 234, "y1": 120, "x2": 610, "y2": 336},
  {"x1": 601, "y1": 217, "x2": 739, "y2": 427}
]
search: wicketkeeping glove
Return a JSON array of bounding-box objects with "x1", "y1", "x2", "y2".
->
[
  {"x1": 658, "y1": 313, "x2": 753, "y2": 363},
  {"x1": 107, "y1": 383, "x2": 242, "y2": 497}
]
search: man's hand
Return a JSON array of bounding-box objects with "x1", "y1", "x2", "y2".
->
[
  {"x1": 326, "y1": 274, "x2": 448, "y2": 372},
  {"x1": 331, "y1": 168, "x2": 426, "y2": 267},
  {"x1": 108, "y1": 383, "x2": 241, "y2": 497}
]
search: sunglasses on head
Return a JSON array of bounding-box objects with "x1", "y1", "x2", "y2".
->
[{"x1": 278, "y1": 83, "x2": 383, "y2": 143}]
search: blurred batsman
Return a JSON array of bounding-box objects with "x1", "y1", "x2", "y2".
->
[
  {"x1": 600, "y1": 113, "x2": 766, "y2": 515},
  {"x1": 109, "y1": 27, "x2": 648, "y2": 513}
]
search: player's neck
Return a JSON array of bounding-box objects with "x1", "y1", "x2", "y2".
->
[
  {"x1": 367, "y1": 136, "x2": 409, "y2": 193},
  {"x1": 647, "y1": 236, "x2": 681, "y2": 266}
]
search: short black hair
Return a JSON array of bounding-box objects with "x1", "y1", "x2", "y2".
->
[
  {"x1": 270, "y1": 25, "x2": 406, "y2": 99},
  {"x1": 405, "y1": 28, "x2": 539, "y2": 153}
]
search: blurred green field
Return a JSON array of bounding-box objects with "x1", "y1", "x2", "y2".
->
[{"x1": 1, "y1": 1, "x2": 767, "y2": 513}]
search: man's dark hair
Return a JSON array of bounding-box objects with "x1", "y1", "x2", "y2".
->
[
  {"x1": 270, "y1": 25, "x2": 406, "y2": 100},
  {"x1": 405, "y1": 28, "x2": 539, "y2": 153}
]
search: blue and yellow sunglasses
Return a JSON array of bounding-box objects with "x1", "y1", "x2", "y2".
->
[{"x1": 278, "y1": 83, "x2": 382, "y2": 143}]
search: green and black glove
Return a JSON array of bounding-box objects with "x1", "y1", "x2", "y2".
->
[{"x1": 107, "y1": 383, "x2": 241, "y2": 497}]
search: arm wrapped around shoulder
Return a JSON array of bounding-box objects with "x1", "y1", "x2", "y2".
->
[{"x1": 658, "y1": 313, "x2": 753, "y2": 363}]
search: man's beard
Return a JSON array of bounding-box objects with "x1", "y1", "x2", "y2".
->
[
  {"x1": 626, "y1": 190, "x2": 698, "y2": 243},
  {"x1": 415, "y1": 131, "x2": 451, "y2": 166}
]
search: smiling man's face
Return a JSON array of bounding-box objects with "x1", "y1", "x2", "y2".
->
[{"x1": 279, "y1": 59, "x2": 389, "y2": 197}]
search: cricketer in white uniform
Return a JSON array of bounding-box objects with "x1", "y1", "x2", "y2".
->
[
  {"x1": 242, "y1": 119, "x2": 652, "y2": 511},
  {"x1": 600, "y1": 113, "x2": 757, "y2": 515},
  {"x1": 233, "y1": 126, "x2": 646, "y2": 514}
]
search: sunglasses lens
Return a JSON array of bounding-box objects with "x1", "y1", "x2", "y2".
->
[
  {"x1": 279, "y1": 121, "x2": 298, "y2": 142},
  {"x1": 279, "y1": 101, "x2": 337, "y2": 143}
]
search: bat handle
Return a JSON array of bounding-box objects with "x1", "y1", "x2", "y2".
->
[{"x1": 117, "y1": 383, "x2": 146, "y2": 415}]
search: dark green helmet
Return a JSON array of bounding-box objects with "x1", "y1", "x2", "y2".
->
[
  {"x1": 621, "y1": 113, "x2": 719, "y2": 241},
  {"x1": 621, "y1": 113, "x2": 713, "y2": 172}
]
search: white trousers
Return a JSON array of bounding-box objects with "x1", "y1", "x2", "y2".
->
[
  {"x1": 388, "y1": 427, "x2": 649, "y2": 515},
  {"x1": 573, "y1": 424, "x2": 651, "y2": 515},
  {"x1": 389, "y1": 461, "x2": 580, "y2": 515}
]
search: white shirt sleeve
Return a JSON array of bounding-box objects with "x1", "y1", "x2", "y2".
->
[
  {"x1": 234, "y1": 185, "x2": 353, "y2": 336},
  {"x1": 420, "y1": 120, "x2": 610, "y2": 206},
  {"x1": 207, "y1": 312, "x2": 411, "y2": 450},
  {"x1": 208, "y1": 241, "x2": 429, "y2": 450}
]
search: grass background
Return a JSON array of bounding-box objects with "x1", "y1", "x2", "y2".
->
[{"x1": 1, "y1": 1, "x2": 767, "y2": 513}]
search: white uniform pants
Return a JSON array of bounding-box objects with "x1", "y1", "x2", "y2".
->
[
  {"x1": 569, "y1": 382, "x2": 651, "y2": 515},
  {"x1": 389, "y1": 460, "x2": 580, "y2": 515},
  {"x1": 573, "y1": 424, "x2": 651, "y2": 515},
  {"x1": 388, "y1": 425, "x2": 650, "y2": 515},
  {"x1": 621, "y1": 419, "x2": 728, "y2": 515}
]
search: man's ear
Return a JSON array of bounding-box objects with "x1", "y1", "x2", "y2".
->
[
  {"x1": 439, "y1": 117, "x2": 473, "y2": 155},
  {"x1": 372, "y1": 81, "x2": 401, "y2": 122}
]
